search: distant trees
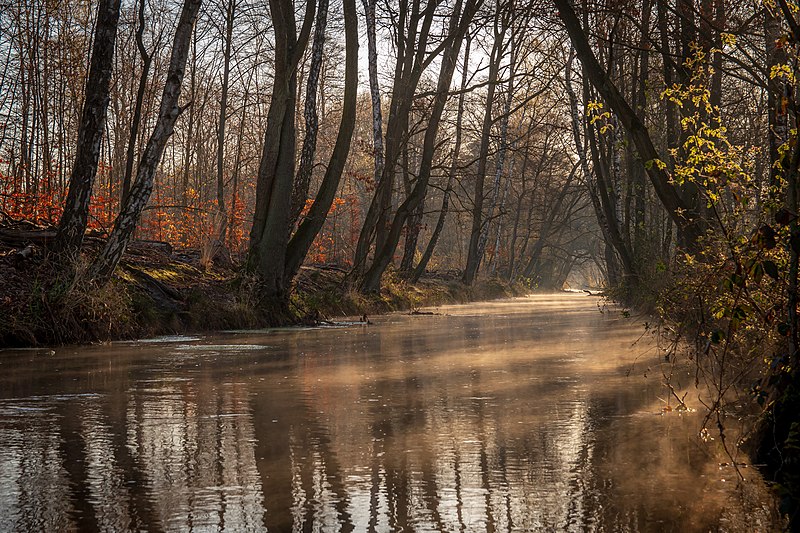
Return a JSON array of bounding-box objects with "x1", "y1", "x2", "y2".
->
[{"x1": 13, "y1": 0, "x2": 791, "y2": 298}]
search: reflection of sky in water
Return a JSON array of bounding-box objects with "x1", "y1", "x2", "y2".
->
[{"x1": 0, "y1": 294, "x2": 768, "y2": 531}]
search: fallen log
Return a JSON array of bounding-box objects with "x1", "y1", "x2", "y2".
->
[
  {"x1": 0, "y1": 228, "x2": 56, "y2": 247},
  {"x1": 0, "y1": 228, "x2": 171, "y2": 258}
]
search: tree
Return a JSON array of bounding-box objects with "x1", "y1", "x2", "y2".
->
[
  {"x1": 53, "y1": 0, "x2": 121, "y2": 258},
  {"x1": 351, "y1": 0, "x2": 443, "y2": 278},
  {"x1": 358, "y1": 0, "x2": 483, "y2": 292},
  {"x1": 554, "y1": 0, "x2": 704, "y2": 251},
  {"x1": 409, "y1": 35, "x2": 472, "y2": 283},
  {"x1": 289, "y1": 0, "x2": 329, "y2": 230},
  {"x1": 463, "y1": 1, "x2": 511, "y2": 284},
  {"x1": 91, "y1": 0, "x2": 203, "y2": 284},
  {"x1": 246, "y1": 0, "x2": 315, "y2": 307},
  {"x1": 284, "y1": 0, "x2": 359, "y2": 282}
]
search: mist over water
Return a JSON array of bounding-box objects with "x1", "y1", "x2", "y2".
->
[{"x1": 0, "y1": 294, "x2": 756, "y2": 531}]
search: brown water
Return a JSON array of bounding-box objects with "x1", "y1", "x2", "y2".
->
[{"x1": 0, "y1": 294, "x2": 765, "y2": 532}]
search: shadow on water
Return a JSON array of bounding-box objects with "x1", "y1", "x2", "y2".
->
[{"x1": 0, "y1": 294, "x2": 773, "y2": 531}]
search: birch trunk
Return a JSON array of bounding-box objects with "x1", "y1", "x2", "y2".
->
[
  {"x1": 473, "y1": 36, "x2": 514, "y2": 282},
  {"x1": 290, "y1": 0, "x2": 329, "y2": 229},
  {"x1": 352, "y1": 0, "x2": 434, "y2": 276},
  {"x1": 564, "y1": 50, "x2": 637, "y2": 282}
]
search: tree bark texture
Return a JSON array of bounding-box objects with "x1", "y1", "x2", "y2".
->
[
  {"x1": 290, "y1": 0, "x2": 329, "y2": 229},
  {"x1": 90, "y1": 0, "x2": 202, "y2": 284},
  {"x1": 121, "y1": 0, "x2": 153, "y2": 208},
  {"x1": 765, "y1": 4, "x2": 790, "y2": 186},
  {"x1": 352, "y1": 0, "x2": 436, "y2": 276},
  {"x1": 474, "y1": 30, "x2": 515, "y2": 282},
  {"x1": 215, "y1": 0, "x2": 237, "y2": 245},
  {"x1": 564, "y1": 51, "x2": 637, "y2": 281},
  {"x1": 54, "y1": 0, "x2": 121, "y2": 257}
]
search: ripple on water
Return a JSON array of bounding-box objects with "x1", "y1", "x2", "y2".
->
[
  {"x1": 128, "y1": 335, "x2": 203, "y2": 344},
  {"x1": 0, "y1": 294, "x2": 781, "y2": 532}
]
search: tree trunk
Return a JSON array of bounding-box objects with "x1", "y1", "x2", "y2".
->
[
  {"x1": 121, "y1": 0, "x2": 153, "y2": 207},
  {"x1": 355, "y1": 0, "x2": 384, "y2": 252},
  {"x1": 53, "y1": 0, "x2": 121, "y2": 257},
  {"x1": 488, "y1": 177, "x2": 510, "y2": 276},
  {"x1": 283, "y1": 0, "x2": 358, "y2": 283},
  {"x1": 352, "y1": 0, "x2": 435, "y2": 276},
  {"x1": 410, "y1": 36, "x2": 472, "y2": 283},
  {"x1": 554, "y1": 0, "x2": 702, "y2": 250},
  {"x1": 765, "y1": 4, "x2": 789, "y2": 186},
  {"x1": 247, "y1": 0, "x2": 316, "y2": 308},
  {"x1": 290, "y1": 0, "x2": 329, "y2": 229},
  {"x1": 463, "y1": 8, "x2": 506, "y2": 284},
  {"x1": 215, "y1": 0, "x2": 237, "y2": 247},
  {"x1": 630, "y1": 0, "x2": 651, "y2": 263},
  {"x1": 360, "y1": 0, "x2": 481, "y2": 292},
  {"x1": 90, "y1": 0, "x2": 202, "y2": 284},
  {"x1": 565, "y1": 50, "x2": 637, "y2": 282},
  {"x1": 521, "y1": 164, "x2": 578, "y2": 279},
  {"x1": 472, "y1": 29, "x2": 514, "y2": 283}
]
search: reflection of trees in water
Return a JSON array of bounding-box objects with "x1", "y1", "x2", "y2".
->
[
  {"x1": 267, "y1": 316, "x2": 717, "y2": 532},
  {"x1": 0, "y1": 300, "x2": 735, "y2": 531},
  {"x1": 127, "y1": 379, "x2": 265, "y2": 531},
  {"x1": 0, "y1": 399, "x2": 75, "y2": 531},
  {"x1": 276, "y1": 348, "x2": 600, "y2": 531},
  {"x1": 0, "y1": 378, "x2": 266, "y2": 532}
]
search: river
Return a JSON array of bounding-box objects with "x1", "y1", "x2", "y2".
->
[{"x1": 0, "y1": 294, "x2": 776, "y2": 531}]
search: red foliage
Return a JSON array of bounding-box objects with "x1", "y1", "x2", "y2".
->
[{"x1": 0, "y1": 161, "x2": 364, "y2": 268}]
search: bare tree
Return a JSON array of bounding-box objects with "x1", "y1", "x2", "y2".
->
[
  {"x1": 284, "y1": 0, "x2": 359, "y2": 282},
  {"x1": 91, "y1": 0, "x2": 203, "y2": 284},
  {"x1": 359, "y1": 0, "x2": 483, "y2": 292},
  {"x1": 554, "y1": 0, "x2": 703, "y2": 250},
  {"x1": 53, "y1": 0, "x2": 121, "y2": 257},
  {"x1": 246, "y1": 0, "x2": 316, "y2": 309}
]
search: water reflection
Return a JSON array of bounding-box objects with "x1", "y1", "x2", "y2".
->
[{"x1": 0, "y1": 295, "x2": 752, "y2": 531}]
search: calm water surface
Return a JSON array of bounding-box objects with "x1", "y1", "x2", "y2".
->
[{"x1": 0, "y1": 294, "x2": 759, "y2": 531}]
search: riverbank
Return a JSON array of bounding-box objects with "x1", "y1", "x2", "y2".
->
[{"x1": 0, "y1": 240, "x2": 528, "y2": 346}]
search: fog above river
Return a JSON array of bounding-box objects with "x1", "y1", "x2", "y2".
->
[{"x1": 0, "y1": 294, "x2": 771, "y2": 532}]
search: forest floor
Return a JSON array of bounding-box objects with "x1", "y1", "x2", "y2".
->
[{"x1": 0, "y1": 226, "x2": 528, "y2": 346}]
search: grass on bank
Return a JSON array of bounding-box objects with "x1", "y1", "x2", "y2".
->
[{"x1": 0, "y1": 248, "x2": 527, "y2": 347}]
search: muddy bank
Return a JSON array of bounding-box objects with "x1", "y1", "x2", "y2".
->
[{"x1": 0, "y1": 240, "x2": 527, "y2": 346}]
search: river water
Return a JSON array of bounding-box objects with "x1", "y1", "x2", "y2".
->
[{"x1": 0, "y1": 294, "x2": 773, "y2": 532}]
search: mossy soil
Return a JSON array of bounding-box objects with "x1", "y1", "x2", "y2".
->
[{"x1": 0, "y1": 242, "x2": 527, "y2": 347}]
